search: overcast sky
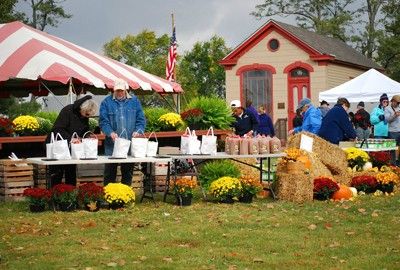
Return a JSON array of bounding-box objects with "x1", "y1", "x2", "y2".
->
[{"x1": 19, "y1": 0, "x2": 295, "y2": 55}]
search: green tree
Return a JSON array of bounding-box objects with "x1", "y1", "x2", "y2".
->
[
  {"x1": 24, "y1": 0, "x2": 72, "y2": 30},
  {"x1": 251, "y1": 0, "x2": 358, "y2": 42},
  {"x1": 103, "y1": 30, "x2": 170, "y2": 78},
  {"x1": 178, "y1": 36, "x2": 229, "y2": 103},
  {"x1": 378, "y1": 0, "x2": 400, "y2": 81},
  {"x1": 0, "y1": 0, "x2": 25, "y2": 23}
]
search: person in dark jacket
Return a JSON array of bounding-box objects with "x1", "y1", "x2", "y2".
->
[
  {"x1": 257, "y1": 105, "x2": 275, "y2": 136},
  {"x1": 230, "y1": 100, "x2": 258, "y2": 136},
  {"x1": 46, "y1": 95, "x2": 98, "y2": 187},
  {"x1": 318, "y1": 97, "x2": 356, "y2": 144},
  {"x1": 353, "y1": 101, "x2": 371, "y2": 140},
  {"x1": 293, "y1": 108, "x2": 303, "y2": 128}
]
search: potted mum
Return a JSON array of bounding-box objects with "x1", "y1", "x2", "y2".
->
[
  {"x1": 23, "y1": 187, "x2": 51, "y2": 212},
  {"x1": 180, "y1": 108, "x2": 204, "y2": 130},
  {"x1": 376, "y1": 171, "x2": 399, "y2": 193},
  {"x1": 173, "y1": 178, "x2": 197, "y2": 206},
  {"x1": 51, "y1": 184, "x2": 78, "y2": 211},
  {"x1": 158, "y1": 112, "x2": 183, "y2": 131},
  {"x1": 344, "y1": 147, "x2": 369, "y2": 171},
  {"x1": 12, "y1": 115, "x2": 39, "y2": 136},
  {"x1": 313, "y1": 176, "x2": 340, "y2": 200},
  {"x1": 209, "y1": 176, "x2": 242, "y2": 204},
  {"x1": 369, "y1": 151, "x2": 391, "y2": 169},
  {"x1": 0, "y1": 115, "x2": 15, "y2": 137},
  {"x1": 103, "y1": 183, "x2": 135, "y2": 209},
  {"x1": 350, "y1": 175, "x2": 378, "y2": 193},
  {"x1": 77, "y1": 182, "x2": 104, "y2": 211},
  {"x1": 238, "y1": 174, "x2": 263, "y2": 203}
]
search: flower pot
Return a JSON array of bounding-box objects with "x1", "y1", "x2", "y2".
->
[
  {"x1": 377, "y1": 183, "x2": 394, "y2": 193},
  {"x1": 29, "y1": 204, "x2": 46, "y2": 212},
  {"x1": 220, "y1": 195, "x2": 235, "y2": 204},
  {"x1": 109, "y1": 202, "x2": 125, "y2": 210},
  {"x1": 57, "y1": 202, "x2": 76, "y2": 212},
  {"x1": 313, "y1": 193, "x2": 330, "y2": 201},
  {"x1": 238, "y1": 192, "x2": 254, "y2": 203},
  {"x1": 188, "y1": 123, "x2": 202, "y2": 130},
  {"x1": 175, "y1": 194, "x2": 192, "y2": 206}
]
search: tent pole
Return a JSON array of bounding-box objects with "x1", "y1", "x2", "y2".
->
[{"x1": 40, "y1": 82, "x2": 64, "y2": 109}]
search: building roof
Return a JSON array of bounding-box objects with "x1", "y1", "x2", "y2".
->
[{"x1": 221, "y1": 20, "x2": 382, "y2": 70}]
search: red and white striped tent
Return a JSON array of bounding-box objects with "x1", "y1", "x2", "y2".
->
[{"x1": 0, "y1": 21, "x2": 183, "y2": 97}]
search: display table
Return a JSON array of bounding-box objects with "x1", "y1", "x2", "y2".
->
[
  {"x1": 26, "y1": 156, "x2": 172, "y2": 203},
  {"x1": 164, "y1": 152, "x2": 285, "y2": 200}
]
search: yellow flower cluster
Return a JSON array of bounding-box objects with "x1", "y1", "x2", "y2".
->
[
  {"x1": 376, "y1": 172, "x2": 399, "y2": 185},
  {"x1": 284, "y1": 147, "x2": 303, "y2": 161},
  {"x1": 209, "y1": 176, "x2": 242, "y2": 199},
  {"x1": 12, "y1": 115, "x2": 39, "y2": 132},
  {"x1": 344, "y1": 147, "x2": 369, "y2": 162},
  {"x1": 103, "y1": 183, "x2": 135, "y2": 204},
  {"x1": 158, "y1": 113, "x2": 183, "y2": 128},
  {"x1": 174, "y1": 178, "x2": 197, "y2": 195}
]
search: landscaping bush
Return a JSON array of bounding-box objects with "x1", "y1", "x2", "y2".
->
[
  {"x1": 198, "y1": 160, "x2": 240, "y2": 190},
  {"x1": 183, "y1": 96, "x2": 235, "y2": 130},
  {"x1": 34, "y1": 117, "x2": 52, "y2": 135},
  {"x1": 144, "y1": 107, "x2": 170, "y2": 132},
  {"x1": 34, "y1": 111, "x2": 59, "y2": 125}
]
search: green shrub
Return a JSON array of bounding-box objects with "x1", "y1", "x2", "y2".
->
[
  {"x1": 8, "y1": 99, "x2": 41, "y2": 119},
  {"x1": 88, "y1": 118, "x2": 99, "y2": 132},
  {"x1": 34, "y1": 111, "x2": 59, "y2": 125},
  {"x1": 198, "y1": 160, "x2": 240, "y2": 190},
  {"x1": 184, "y1": 96, "x2": 234, "y2": 130},
  {"x1": 144, "y1": 107, "x2": 170, "y2": 132},
  {"x1": 34, "y1": 117, "x2": 52, "y2": 135}
]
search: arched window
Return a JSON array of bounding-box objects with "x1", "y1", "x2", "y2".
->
[{"x1": 243, "y1": 70, "x2": 273, "y2": 115}]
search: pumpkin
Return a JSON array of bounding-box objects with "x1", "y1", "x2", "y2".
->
[
  {"x1": 363, "y1": 162, "x2": 373, "y2": 171},
  {"x1": 332, "y1": 184, "x2": 353, "y2": 200},
  {"x1": 297, "y1": 155, "x2": 311, "y2": 169},
  {"x1": 349, "y1": 187, "x2": 358, "y2": 197},
  {"x1": 256, "y1": 189, "x2": 270, "y2": 199}
]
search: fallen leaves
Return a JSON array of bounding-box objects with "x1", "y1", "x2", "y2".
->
[{"x1": 308, "y1": 224, "x2": 317, "y2": 230}]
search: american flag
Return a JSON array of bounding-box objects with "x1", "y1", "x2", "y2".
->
[{"x1": 166, "y1": 26, "x2": 177, "y2": 81}]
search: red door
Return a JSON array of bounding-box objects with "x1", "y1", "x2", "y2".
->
[{"x1": 287, "y1": 69, "x2": 310, "y2": 130}]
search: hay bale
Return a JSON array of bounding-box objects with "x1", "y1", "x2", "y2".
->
[
  {"x1": 287, "y1": 132, "x2": 348, "y2": 173},
  {"x1": 275, "y1": 172, "x2": 313, "y2": 203}
]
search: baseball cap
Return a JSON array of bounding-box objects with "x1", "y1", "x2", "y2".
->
[
  {"x1": 230, "y1": 100, "x2": 241, "y2": 108},
  {"x1": 113, "y1": 78, "x2": 128, "y2": 91},
  {"x1": 297, "y1": 98, "x2": 312, "y2": 110}
]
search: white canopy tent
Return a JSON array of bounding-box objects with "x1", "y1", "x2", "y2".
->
[{"x1": 319, "y1": 69, "x2": 400, "y2": 103}]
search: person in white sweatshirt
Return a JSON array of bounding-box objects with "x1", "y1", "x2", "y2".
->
[{"x1": 384, "y1": 94, "x2": 400, "y2": 165}]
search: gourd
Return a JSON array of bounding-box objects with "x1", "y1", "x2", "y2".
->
[{"x1": 332, "y1": 184, "x2": 353, "y2": 200}]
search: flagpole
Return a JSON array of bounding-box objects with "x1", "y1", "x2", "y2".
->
[{"x1": 171, "y1": 13, "x2": 180, "y2": 113}]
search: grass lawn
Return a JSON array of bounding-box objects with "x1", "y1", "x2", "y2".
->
[{"x1": 1, "y1": 193, "x2": 400, "y2": 270}]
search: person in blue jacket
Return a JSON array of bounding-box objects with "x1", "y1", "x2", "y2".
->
[
  {"x1": 370, "y1": 93, "x2": 389, "y2": 138},
  {"x1": 257, "y1": 105, "x2": 275, "y2": 136},
  {"x1": 318, "y1": 97, "x2": 356, "y2": 144},
  {"x1": 289, "y1": 98, "x2": 321, "y2": 135},
  {"x1": 99, "y1": 78, "x2": 146, "y2": 186}
]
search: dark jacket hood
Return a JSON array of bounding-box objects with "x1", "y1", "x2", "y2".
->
[{"x1": 72, "y1": 95, "x2": 92, "y2": 113}]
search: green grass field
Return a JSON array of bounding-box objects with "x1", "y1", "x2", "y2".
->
[{"x1": 1, "y1": 193, "x2": 400, "y2": 270}]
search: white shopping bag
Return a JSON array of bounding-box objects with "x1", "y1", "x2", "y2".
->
[
  {"x1": 131, "y1": 130, "x2": 148, "y2": 158},
  {"x1": 146, "y1": 132, "x2": 158, "y2": 157},
  {"x1": 201, "y1": 127, "x2": 217, "y2": 155},
  {"x1": 46, "y1": 132, "x2": 55, "y2": 159},
  {"x1": 82, "y1": 131, "x2": 98, "y2": 159},
  {"x1": 52, "y1": 133, "x2": 71, "y2": 160},
  {"x1": 180, "y1": 127, "x2": 192, "y2": 154},
  {"x1": 112, "y1": 130, "x2": 131, "y2": 158},
  {"x1": 70, "y1": 132, "x2": 84, "y2": 159},
  {"x1": 187, "y1": 130, "x2": 201, "y2": 155}
]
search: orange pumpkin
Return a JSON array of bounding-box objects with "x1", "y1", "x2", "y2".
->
[
  {"x1": 297, "y1": 155, "x2": 311, "y2": 169},
  {"x1": 332, "y1": 184, "x2": 353, "y2": 200}
]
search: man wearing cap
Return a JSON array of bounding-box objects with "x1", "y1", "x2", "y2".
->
[
  {"x1": 230, "y1": 100, "x2": 258, "y2": 136},
  {"x1": 353, "y1": 101, "x2": 371, "y2": 140},
  {"x1": 318, "y1": 100, "x2": 330, "y2": 118},
  {"x1": 318, "y1": 98, "x2": 356, "y2": 145},
  {"x1": 370, "y1": 93, "x2": 389, "y2": 138},
  {"x1": 288, "y1": 98, "x2": 322, "y2": 135},
  {"x1": 384, "y1": 95, "x2": 400, "y2": 164},
  {"x1": 99, "y1": 78, "x2": 146, "y2": 186}
]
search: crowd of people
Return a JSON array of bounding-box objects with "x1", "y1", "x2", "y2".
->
[{"x1": 285, "y1": 93, "x2": 400, "y2": 165}]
